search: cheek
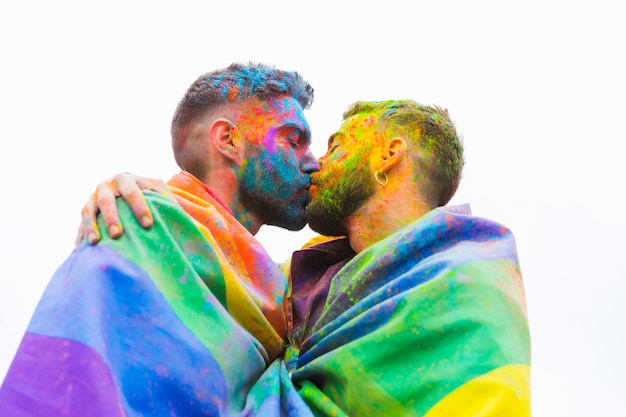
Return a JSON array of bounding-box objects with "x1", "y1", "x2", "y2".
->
[
  {"x1": 273, "y1": 151, "x2": 302, "y2": 183},
  {"x1": 238, "y1": 115, "x2": 274, "y2": 147},
  {"x1": 250, "y1": 148, "x2": 299, "y2": 189},
  {"x1": 320, "y1": 151, "x2": 358, "y2": 182},
  {"x1": 262, "y1": 131, "x2": 278, "y2": 150},
  {"x1": 342, "y1": 153, "x2": 362, "y2": 174}
]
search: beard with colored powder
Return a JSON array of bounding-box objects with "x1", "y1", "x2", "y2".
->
[
  {"x1": 306, "y1": 158, "x2": 376, "y2": 237},
  {"x1": 237, "y1": 143, "x2": 309, "y2": 231}
]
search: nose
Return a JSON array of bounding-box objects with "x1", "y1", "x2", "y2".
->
[{"x1": 300, "y1": 148, "x2": 320, "y2": 174}]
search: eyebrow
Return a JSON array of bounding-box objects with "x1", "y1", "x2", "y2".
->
[
  {"x1": 327, "y1": 132, "x2": 346, "y2": 148},
  {"x1": 277, "y1": 123, "x2": 312, "y2": 145}
]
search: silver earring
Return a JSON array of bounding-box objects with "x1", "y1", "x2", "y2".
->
[{"x1": 374, "y1": 170, "x2": 388, "y2": 186}]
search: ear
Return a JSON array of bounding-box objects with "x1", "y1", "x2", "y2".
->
[
  {"x1": 378, "y1": 137, "x2": 408, "y2": 174},
  {"x1": 209, "y1": 118, "x2": 243, "y2": 165}
]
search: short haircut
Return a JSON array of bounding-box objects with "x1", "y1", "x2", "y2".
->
[
  {"x1": 171, "y1": 62, "x2": 314, "y2": 171},
  {"x1": 344, "y1": 100, "x2": 464, "y2": 207}
]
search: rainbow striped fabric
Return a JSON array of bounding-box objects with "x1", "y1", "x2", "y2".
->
[
  {"x1": 0, "y1": 171, "x2": 313, "y2": 417},
  {"x1": 0, "y1": 173, "x2": 530, "y2": 416},
  {"x1": 285, "y1": 205, "x2": 531, "y2": 416}
]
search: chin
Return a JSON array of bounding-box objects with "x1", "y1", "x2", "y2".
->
[
  {"x1": 267, "y1": 206, "x2": 307, "y2": 231},
  {"x1": 270, "y1": 217, "x2": 307, "y2": 231},
  {"x1": 306, "y1": 212, "x2": 346, "y2": 237}
]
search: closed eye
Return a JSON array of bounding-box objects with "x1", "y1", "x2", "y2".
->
[
  {"x1": 326, "y1": 132, "x2": 345, "y2": 156},
  {"x1": 279, "y1": 126, "x2": 309, "y2": 148}
]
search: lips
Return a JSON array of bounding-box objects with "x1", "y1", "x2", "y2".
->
[{"x1": 306, "y1": 184, "x2": 318, "y2": 203}]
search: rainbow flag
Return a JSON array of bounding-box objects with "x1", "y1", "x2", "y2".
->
[
  {"x1": 0, "y1": 171, "x2": 313, "y2": 416},
  {"x1": 286, "y1": 205, "x2": 531, "y2": 416}
]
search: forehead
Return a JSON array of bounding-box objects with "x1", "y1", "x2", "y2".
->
[
  {"x1": 333, "y1": 112, "x2": 380, "y2": 143},
  {"x1": 243, "y1": 95, "x2": 310, "y2": 131}
]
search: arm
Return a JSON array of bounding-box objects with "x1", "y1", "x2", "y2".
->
[{"x1": 76, "y1": 173, "x2": 170, "y2": 246}]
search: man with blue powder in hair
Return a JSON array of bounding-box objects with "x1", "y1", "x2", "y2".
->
[
  {"x1": 60, "y1": 99, "x2": 532, "y2": 415},
  {"x1": 0, "y1": 62, "x2": 321, "y2": 416}
]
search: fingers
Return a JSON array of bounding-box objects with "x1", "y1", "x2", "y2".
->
[
  {"x1": 79, "y1": 172, "x2": 168, "y2": 246},
  {"x1": 96, "y1": 179, "x2": 124, "y2": 239},
  {"x1": 103, "y1": 173, "x2": 169, "y2": 230},
  {"x1": 80, "y1": 191, "x2": 102, "y2": 245},
  {"x1": 138, "y1": 177, "x2": 170, "y2": 197},
  {"x1": 112, "y1": 173, "x2": 170, "y2": 229},
  {"x1": 115, "y1": 174, "x2": 157, "y2": 229}
]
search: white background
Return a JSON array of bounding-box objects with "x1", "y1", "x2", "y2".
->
[{"x1": 1, "y1": 1, "x2": 624, "y2": 415}]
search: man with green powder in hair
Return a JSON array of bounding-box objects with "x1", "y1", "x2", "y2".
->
[{"x1": 72, "y1": 100, "x2": 531, "y2": 415}]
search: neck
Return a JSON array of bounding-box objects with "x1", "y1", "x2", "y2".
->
[
  {"x1": 202, "y1": 172, "x2": 263, "y2": 235},
  {"x1": 344, "y1": 185, "x2": 431, "y2": 254}
]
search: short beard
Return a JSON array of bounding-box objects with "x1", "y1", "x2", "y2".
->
[
  {"x1": 306, "y1": 163, "x2": 376, "y2": 236},
  {"x1": 239, "y1": 179, "x2": 307, "y2": 231},
  {"x1": 237, "y1": 146, "x2": 307, "y2": 232}
]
